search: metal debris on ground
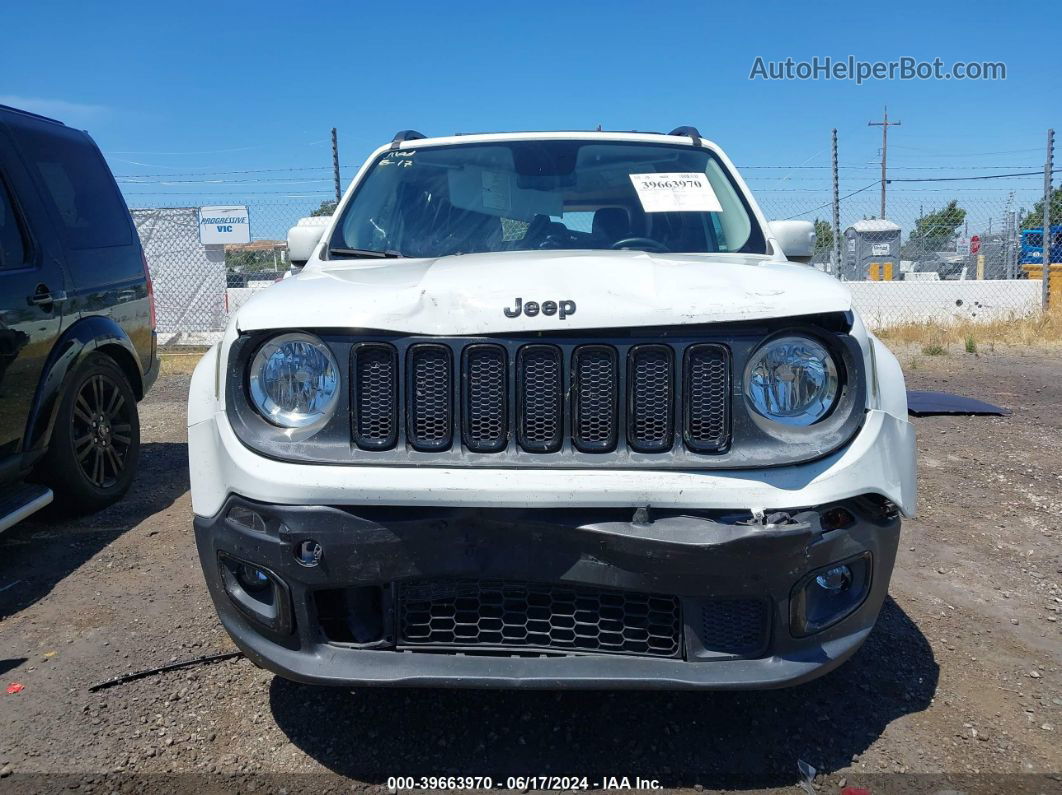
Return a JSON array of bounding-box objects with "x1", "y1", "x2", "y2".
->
[
  {"x1": 88, "y1": 651, "x2": 243, "y2": 692},
  {"x1": 796, "y1": 759, "x2": 817, "y2": 794},
  {"x1": 907, "y1": 390, "x2": 1011, "y2": 417}
]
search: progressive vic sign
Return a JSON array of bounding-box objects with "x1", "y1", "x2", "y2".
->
[{"x1": 198, "y1": 205, "x2": 251, "y2": 245}]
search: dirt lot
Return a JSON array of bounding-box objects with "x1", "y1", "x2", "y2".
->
[{"x1": 1, "y1": 347, "x2": 1060, "y2": 793}]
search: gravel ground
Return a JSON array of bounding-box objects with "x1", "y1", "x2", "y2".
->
[{"x1": 0, "y1": 347, "x2": 1059, "y2": 793}]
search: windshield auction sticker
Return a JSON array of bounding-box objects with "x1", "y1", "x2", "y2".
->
[{"x1": 629, "y1": 173, "x2": 722, "y2": 213}]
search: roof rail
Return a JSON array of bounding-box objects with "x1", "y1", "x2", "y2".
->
[
  {"x1": 0, "y1": 103, "x2": 66, "y2": 126},
  {"x1": 668, "y1": 126, "x2": 703, "y2": 145},
  {"x1": 455, "y1": 129, "x2": 667, "y2": 137},
  {"x1": 391, "y1": 129, "x2": 427, "y2": 148}
]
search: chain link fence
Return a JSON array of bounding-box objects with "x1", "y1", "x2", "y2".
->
[
  {"x1": 129, "y1": 197, "x2": 328, "y2": 344},
  {"x1": 128, "y1": 152, "x2": 1057, "y2": 344},
  {"x1": 756, "y1": 183, "x2": 1050, "y2": 327}
]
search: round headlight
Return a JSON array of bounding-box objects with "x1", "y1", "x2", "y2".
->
[
  {"x1": 248, "y1": 333, "x2": 339, "y2": 429},
  {"x1": 744, "y1": 335, "x2": 839, "y2": 426}
]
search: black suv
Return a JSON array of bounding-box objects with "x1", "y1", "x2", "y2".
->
[{"x1": 0, "y1": 104, "x2": 157, "y2": 529}]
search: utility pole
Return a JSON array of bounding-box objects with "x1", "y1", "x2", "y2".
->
[
  {"x1": 331, "y1": 127, "x2": 341, "y2": 205},
  {"x1": 1043, "y1": 128, "x2": 1054, "y2": 309},
  {"x1": 1004, "y1": 190, "x2": 1015, "y2": 279},
  {"x1": 1006, "y1": 210, "x2": 1015, "y2": 280},
  {"x1": 831, "y1": 128, "x2": 841, "y2": 275},
  {"x1": 868, "y1": 106, "x2": 901, "y2": 219}
]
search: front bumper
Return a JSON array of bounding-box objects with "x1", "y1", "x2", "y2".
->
[{"x1": 194, "y1": 497, "x2": 900, "y2": 689}]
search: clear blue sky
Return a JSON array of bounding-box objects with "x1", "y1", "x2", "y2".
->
[{"x1": 2, "y1": 0, "x2": 1056, "y2": 234}]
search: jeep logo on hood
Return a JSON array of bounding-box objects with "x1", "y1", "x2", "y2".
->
[{"x1": 503, "y1": 298, "x2": 576, "y2": 320}]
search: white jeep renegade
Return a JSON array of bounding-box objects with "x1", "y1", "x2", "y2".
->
[{"x1": 187, "y1": 127, "x2": 916, "y2": 689}]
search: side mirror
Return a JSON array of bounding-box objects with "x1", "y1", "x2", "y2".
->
[
  {"x1": 287, "y1": 222, "x2": 327, "y2": 267},
  {"x1": 768, "y1": 220, "x2": 816, "y2": 263}
]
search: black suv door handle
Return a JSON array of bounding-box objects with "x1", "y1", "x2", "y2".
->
[{"x1": 27, "y1": 284, "x2": 67, "y2": 307}]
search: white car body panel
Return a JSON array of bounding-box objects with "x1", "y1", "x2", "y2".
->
[{"x1": 233, "y1": 250, "x2": 852, "y2": 336}]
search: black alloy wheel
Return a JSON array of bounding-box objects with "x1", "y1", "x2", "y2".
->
[
  {"x1": 39, "y1": 353, "x2": 141, "y2": 514},
  {"x1": 72, "y1": 371, "x2": 134, "y2": 488}
]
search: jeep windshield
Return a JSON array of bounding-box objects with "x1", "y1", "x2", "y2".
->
[{"x1": 328, "y1": 139, "x2": 767, "y2": 258}]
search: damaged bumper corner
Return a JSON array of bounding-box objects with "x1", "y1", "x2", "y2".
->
[{"x1": 193, "y1": 496, "x2": 901, "y2": 689}]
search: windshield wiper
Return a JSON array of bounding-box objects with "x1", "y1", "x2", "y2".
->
[{"x1": 329, "y1": 247, "x2": 403, "y2": 259}]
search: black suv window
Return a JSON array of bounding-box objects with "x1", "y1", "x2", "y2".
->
[
  {"x1": 0, "y1": 177, "x2": 27, "y2": 269},
  {"x1": 13, "y1": 128, "x2": 131, "y2": 250}
]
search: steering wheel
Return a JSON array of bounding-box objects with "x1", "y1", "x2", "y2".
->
[
  {"x1": 610, "y1": 237, "x2": 669, "y2": 252},
  {"x1": 537, "y1": 231, "x2": 577, "y2": 250}
]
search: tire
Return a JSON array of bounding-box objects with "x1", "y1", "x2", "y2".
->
[{"x1": 41, "y1": 352, "x2": 140, "y2": 515}]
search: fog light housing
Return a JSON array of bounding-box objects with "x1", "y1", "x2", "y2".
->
[
  {"x1": 815, "y1": 565, "x2": 852, "y2": 592},
  {"x1": 790, "y1": 553, "x2": 872, "y2": 637},
  {"x1": 217, "y1": 552, "x2": 293, "y2": 635},
  {"x1": 235, "y1": 563, "x2": 271, "y2": 593}
]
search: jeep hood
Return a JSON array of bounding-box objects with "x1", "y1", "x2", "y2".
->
[{"x1": 235, "y1": 250, "x2": 853, "y2": 335}]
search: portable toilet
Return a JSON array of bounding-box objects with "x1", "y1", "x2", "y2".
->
[{"x1": 843, "y1": 219, "x2": 901, "y2": 281}]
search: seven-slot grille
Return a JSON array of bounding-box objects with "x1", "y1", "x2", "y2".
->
[{"x1": 350, "y1": 340, "x2": 730, "y2": 454}]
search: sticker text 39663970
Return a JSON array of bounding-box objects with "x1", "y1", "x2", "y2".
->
[{"x1": 628, "y1": 173, "x2": 722, "y2": 213}]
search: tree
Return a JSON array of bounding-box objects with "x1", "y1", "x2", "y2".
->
[
  {"x1": 1018, "y1": 186, "x2": 1062, "y2": 230},
  {"x1": 905, "y1": 200, "x2": 966, "y2": 256},
  {"x1": 310, "y1": 200, "x2": 337, "y2": 217},
  {"x1": 225, "y1": 247, "x2": 282, "y2": 275},
  {"x1": 813, "y1": 218, "x2": 834, "y2": 255}
]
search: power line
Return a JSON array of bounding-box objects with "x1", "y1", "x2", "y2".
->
[
  {"x1": 783, "y1": 181, "x2": 881, "y2": 219},
  {"x1": 113, "y1": 166, "x2": 333, "y2": 179},
  {"x1": 747, "y1": 172, "x2": 1045, "y2": 184},
  {"x1": 869, "y1": 187, "x2": 1051, "y2": 192},
  {"x1": 121, "y1": 190, "x2": 332, "y2": 196},
  {"x1": 741, "y1": 164, "x2": 1040, "y2": 171},
  {"x1": 115, "y1": 163, "x2": 1042, "y2": 180},
  {"x1": 887, "y1": 145, "x2": 1044, "y2": 157},
  {"x1": 114, "y1": 170, "x2": 1047, "y2": 186},
  {"x1": 107, "y1": 145, "x2": 266, "y2": 155},
  {"x1": 887, "y1": 169, "x2": 1059, "y2": 183},
  {"x1": 117, "y1": 177, "x2": 333, "y2": 185}
]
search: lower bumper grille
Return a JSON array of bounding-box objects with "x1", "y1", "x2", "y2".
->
[
  {"x1": 700, "y1": 599, "x2": 770, "y2": 657},
  {"x1": 396, "y1": 579, "x2": 683, "y2": 658}
]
